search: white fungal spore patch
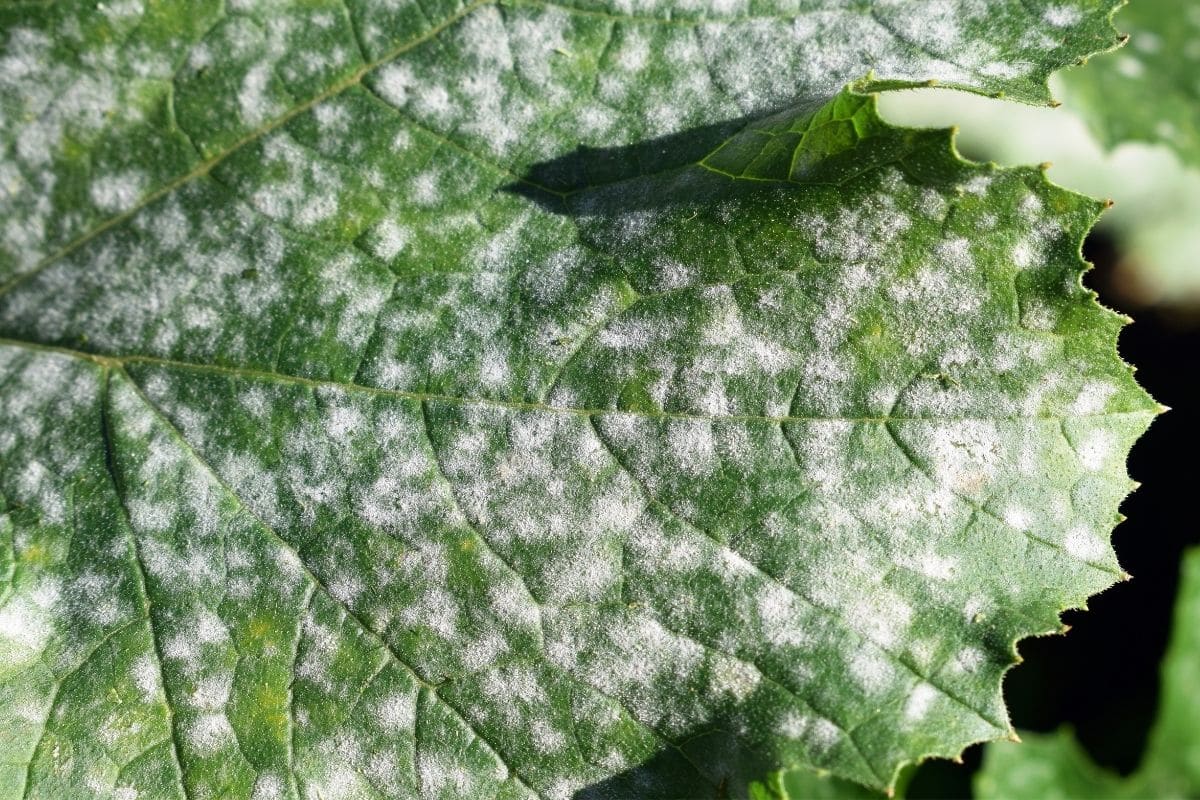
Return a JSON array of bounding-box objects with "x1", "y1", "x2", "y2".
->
[{"x1": 0, "y1": 0, "x2": 1156, "y2": 793}]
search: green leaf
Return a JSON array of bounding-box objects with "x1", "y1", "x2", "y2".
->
[
  {"x1": 1061, "y1": 0, "x2": 1200, "y2": 164},
  {"x1": 750, "y1": 763, "x2": 893, "y2": 799},
  {"x1": 976, "y1": 547, "x2": 1200, "y2": 800},
  {"x1": 0, "y1": 1, "x2": 1153, "y2": 797},
  {"x1": 879, "y1": 87, "x2": 1200, "y2": 306}
]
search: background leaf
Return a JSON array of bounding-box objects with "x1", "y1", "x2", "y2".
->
[
  {"x1": 1058, "y1": 0, "x2": 1200, "y2": 166},
  {"x1": 976, "y1": 547, "x2": 1200, "y2": 800}
]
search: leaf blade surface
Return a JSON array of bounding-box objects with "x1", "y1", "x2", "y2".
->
[{"x1": 0, "y1": 2, "x2": 1154, "y2": 797}]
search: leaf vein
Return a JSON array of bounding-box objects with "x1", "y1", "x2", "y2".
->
[
  {"x1": 589, "y1": 415, "x2": 1010, "y2": 737},
  {"x1": 116, "y1": 367, "x2": 545, "y2": 799}
]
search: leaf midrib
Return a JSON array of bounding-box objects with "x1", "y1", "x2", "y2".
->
[
  {"x1": 0, "y1": 336, "x2": 1152, "y2": 426},
  {"x1": 113, "y1": 361, "x2": 954, "y2": 792}
]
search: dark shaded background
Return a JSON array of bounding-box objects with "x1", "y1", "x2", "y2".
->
[{"x1": 907, "y1": 231, "x2": 1200, "y2": 798}]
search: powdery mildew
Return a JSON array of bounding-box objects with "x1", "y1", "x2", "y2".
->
[{"x1": 0, "y1": 0, "x2": 1152, "y2": 798}]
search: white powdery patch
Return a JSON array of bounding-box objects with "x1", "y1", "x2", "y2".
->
[
  {"x1": 530, "y1": 718, "x2": 567, "y2": 754},
  {"x1": 488, "y1": 581, "x2": 541, "y2": 632},
  {"x1": 916, "y1": 189, "x2": 949, "y2": 219},
  {"x1": 849, "y1": 650, "x2": 895, "y2": 696},
  {"x1": 924, "y1": 421, "x2": 1003, "y2": 498},
  {"x1": 251, "y1": 774, "x2": 285, "y2": 800},
  {"x1": 756, "y1": 583, "x2": 810, "y2": 648},
  {"x1": 671, "y1": 285, "x2": 798, "y2": 410},
  {"x1": 791, "y1": 421, "x2": 852, "y2": 489},
  {"x1": 962, "y1": 175, "x2": 993, "y2": 196},
  {"x1": 614, "y1": 29, "x2": 650, "y2": 72},
  {"x1": 508, "y1": 6, "x2": 571, "y2": 92},
  {"x1": 315, "y1": 255, "x2": 394, "y2": 350},
  {"x1": 1043, "y1": 6, "x2": 1083, "y2": 27},
  {"x1": 15, "y1": 461, "x2": 66, "y2": 523},
  {"x1": 778, "y1": 710, "x2": 810, "y2": 739},
  {"x1": 186, "y1": 713, "x2": 235, "y2": 754},
  {"x1": 478, "y1": 348, "x2": 511, "y2": 389},
  {"x1": 592, "y1": 614, "x2": 705, "y2": 701},
  {"x1": 777, "y1": 710, "x2": 840, "y2": 753},
  {"x1": 196, "y1": 609, "x2": 230, "y2": 644},
  {"x1": 935, "y1": 237, "x2": 973, "y2": 270},
  {"x1": 1012, "y1": 240, "x2": 1036, "y2": 269},
  {"x1": 0, "y1": 596, "x2": 54, "y2": 653},
  {"x1": 912, "y1": 552, "x2": 958, "y2": 581},
  {"x1": 626, "y1": 518, "x2": 704, "y2": 577},
  {"x1": 846, "y1": 590, "x2": 913, "y2": 650},
  {"x1": 239, "y1": 62, "x2": 280, "y2": 126},
  {"x1": 369, "y1": 219, "x2": 410, "y2": 260},
  {"x1": 372, "y1": 692, "x2": 416, "y2": 732},
  {"x1": 132, "y1": 653, "x2": 161, "y2": 701},
  {"x1": 801, "y1": 191, "x2": 913, "y2": 265},
  {"x1": 419, "y1": 751, "x2": 504, "y2": 797},
  {"x1": 1002, "y1": 505, "x2": 1032, "y2": 532},
  {"x1": 163, "y1": 633, "x2": 200, "y2": 670},
  {"x1": 903, "y1": 683, "x2": 939, "y2": 722},
  {"x1": 709, "y1": 657, "x2": 761, "y2": 701},
  {"x1": 1077, "y1": 429, "x2": 1116, "y2": 471},
  {"x1": 188, "y1": 673, "x2": 234, "y2": 711},
  {"x1": 953, "y1": 646, "x2": 986, "y2": 674},
  {"x1": 1021, "y1": 298, "x2": 1058, "y2": 332},
  {"x1": 667, "y1": 417, "x2": 717, "y2": 477},
  {"x1": 1064, "y1": 525, "x2": 1108, "y2": 562},
  {"x1": 964, "y1": 596, "x2": 992, "y2": 623},
  {"x1": 328, "y1": 574, "x2": 364, "y2": 604},
  {"x1": 398, "y1": 586, "x2": 460, "y2": 641},
  {"x1": 375, "y1": 63, "x2": 415, "y2": 106},
  {"x1": 542, "y1": 545, "x2": 620, "y2": 605},
  {"x1": 1070, "y1": 381, "x2": 1118, "y2": 415},
  {"x1": 306, "y1": 762, "x2": 375, "y2": 800},
  {"x1": 90, "y1": 170, "x2": 146, "y2": 213},
  {"x1": 597, "y1": 317, "x2": 674, "y2": 351},
  {"x1": 461, "y1": 631, "x2": 510, "y2": 672},
  {"x1": 808, "y1": 717, "x2": 842, "y2": 753}
]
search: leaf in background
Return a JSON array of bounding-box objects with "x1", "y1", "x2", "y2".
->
[
  {"x1": 0, "y1": 1, "x2": 1153, "y2": 797},
  {"x1": 1059, "y1": 0, "x2": 1200, "y2": 166},
  {"x1": 976, "y1": 547, "x2": 1200, "y2": 800}
]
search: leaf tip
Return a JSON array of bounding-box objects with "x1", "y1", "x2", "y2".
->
[{"x1": 1008, "y1": 731, "x2": 1023, "y2": 744}]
